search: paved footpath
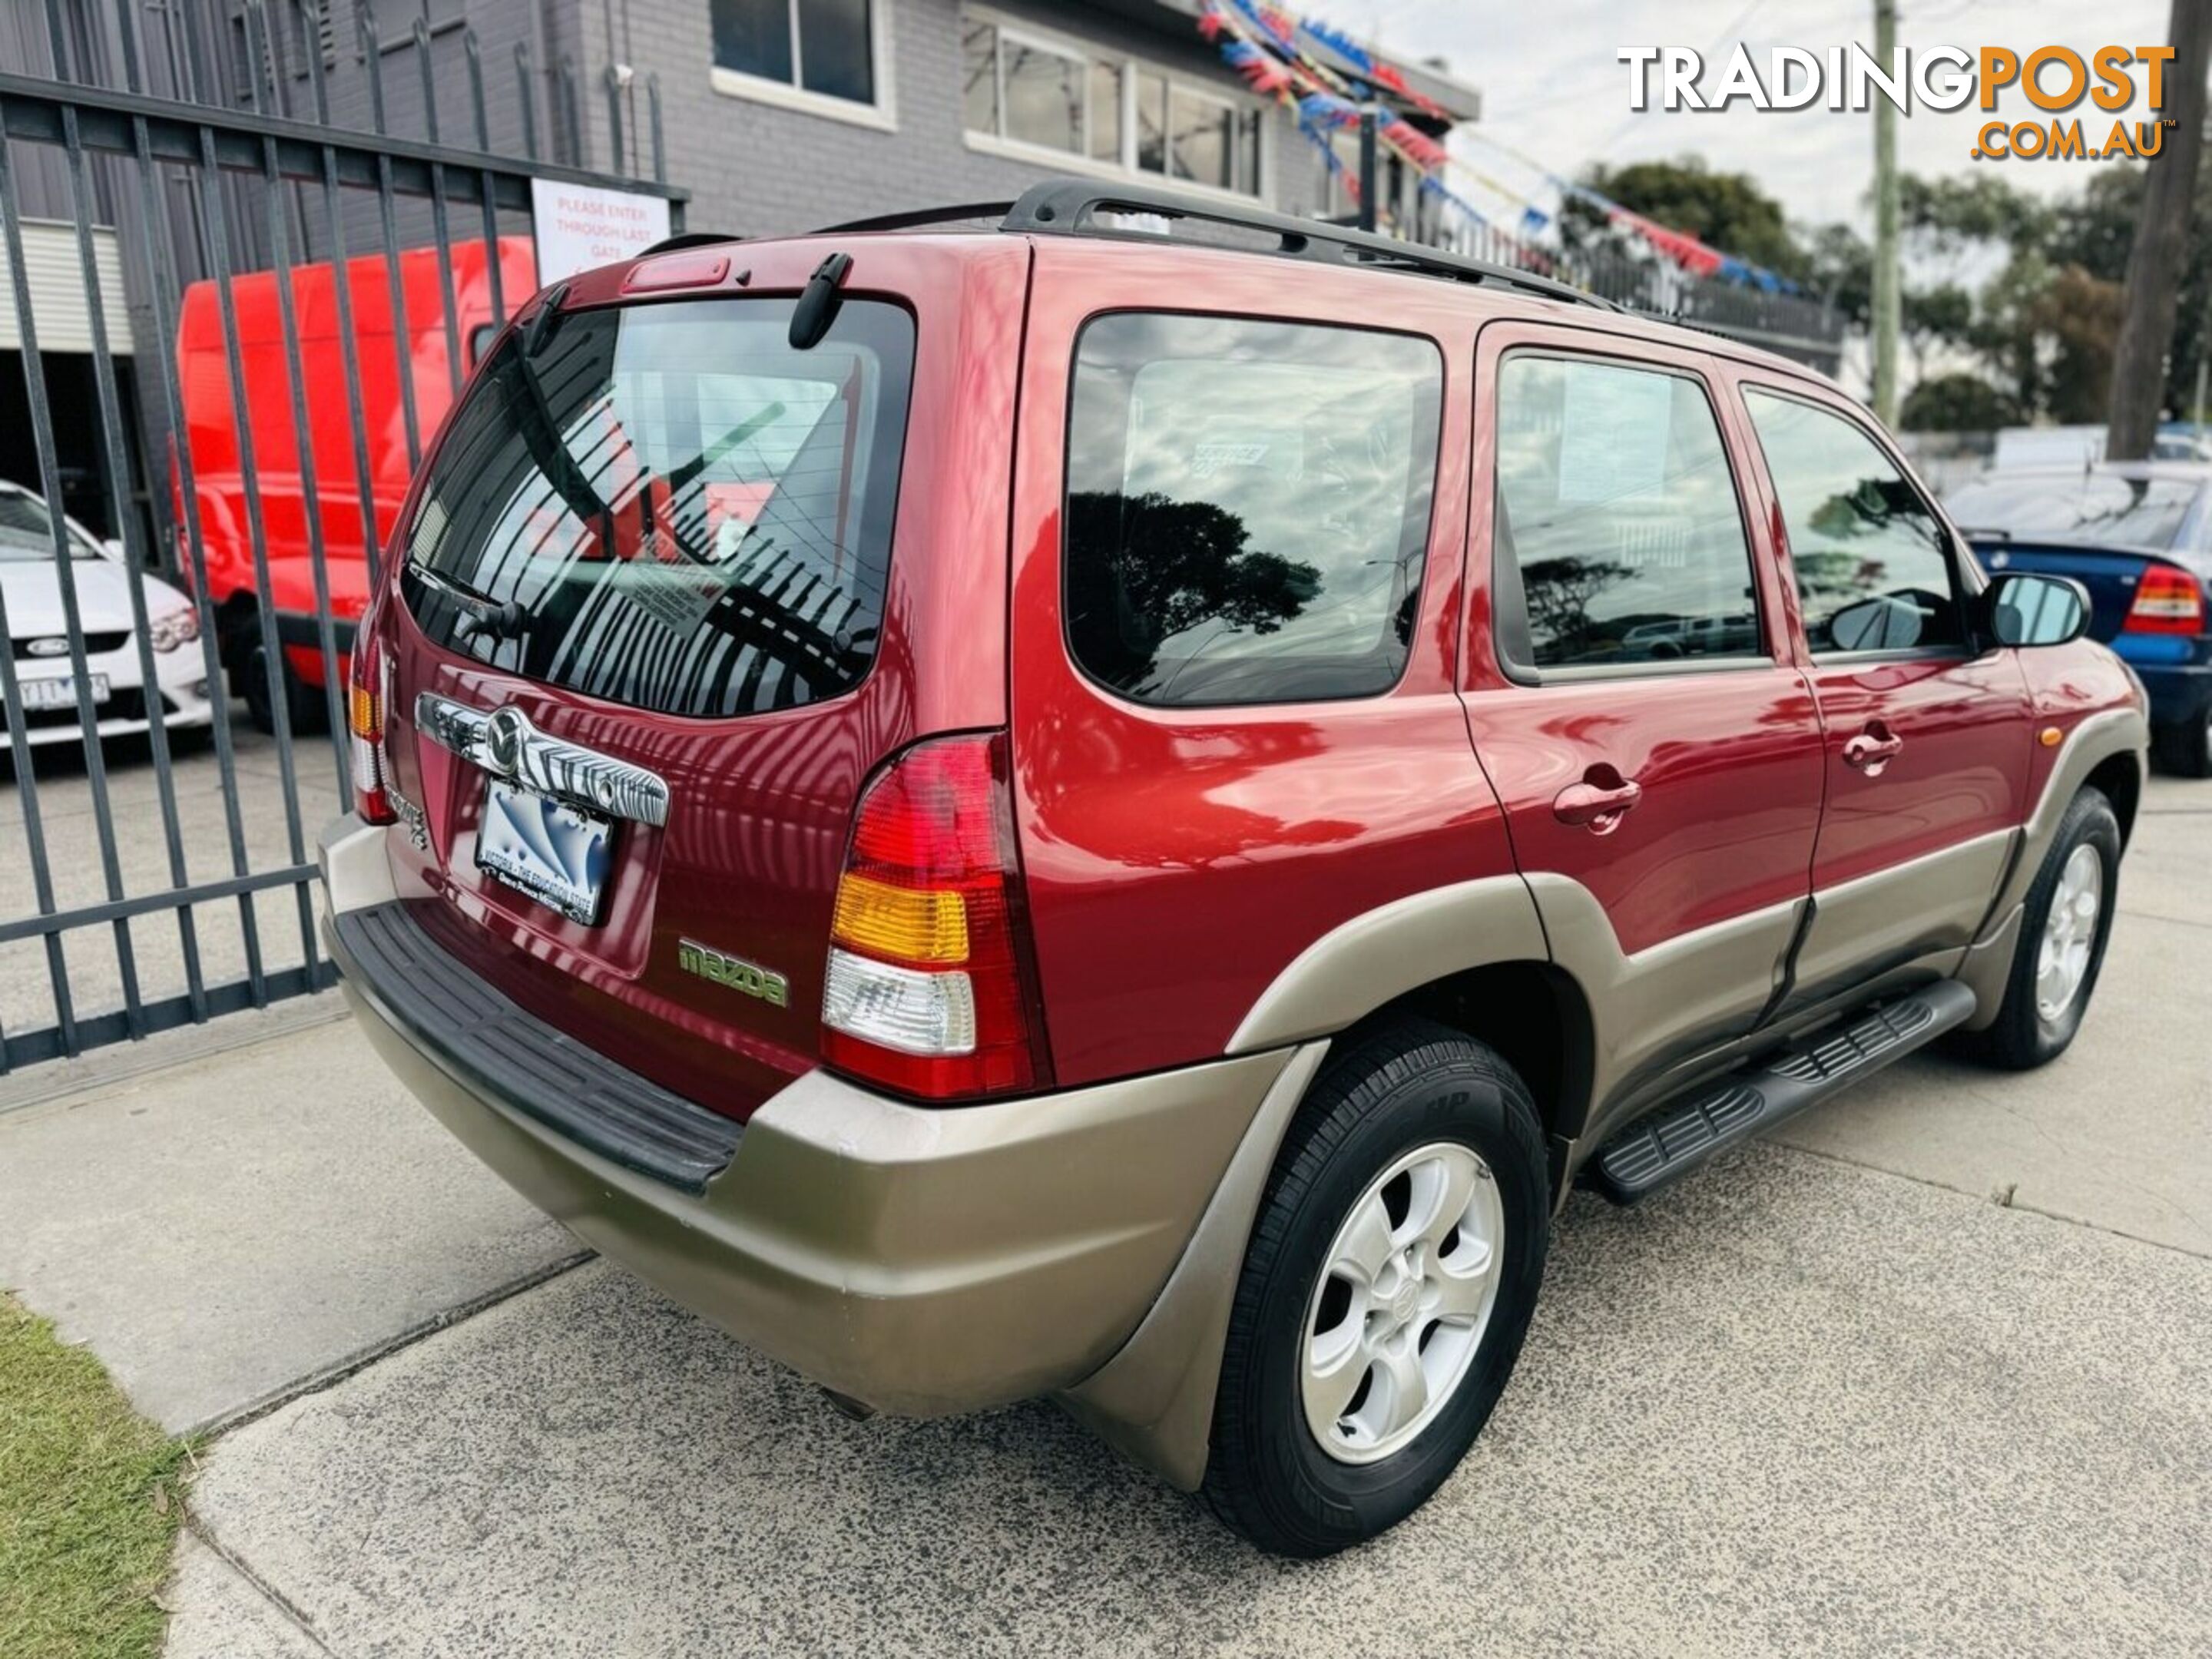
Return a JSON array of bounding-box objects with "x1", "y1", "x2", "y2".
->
[{"x1": 0, "y1": 783, "x2": 2204, "y2": 1657}]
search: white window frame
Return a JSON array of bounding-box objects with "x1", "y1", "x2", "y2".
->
[
  {"x1": 709, "y1": 0, "x2": 899, "y2": 134},
  {"x1": 960, "y1": 7, "x2": 1267, "y2": 206},
  {"x1": 986, "y1": 22, "x2": 1096, "y2": 161},
  {"x1": 1157, "y1": 78, "x2": 1257, "y2": 197}
]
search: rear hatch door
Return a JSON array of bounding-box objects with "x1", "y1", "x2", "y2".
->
[{"x1": 374, "y1": 237, "x2": 1026, "y2": 1121}]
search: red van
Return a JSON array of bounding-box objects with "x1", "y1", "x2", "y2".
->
[{"x1": 174, "y1": 236, "x2": 535, "y2": 730}]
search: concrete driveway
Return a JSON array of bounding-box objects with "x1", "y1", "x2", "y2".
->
[{"x1": 2, "y1": 777, "x2": 2207, "y2": 1657}]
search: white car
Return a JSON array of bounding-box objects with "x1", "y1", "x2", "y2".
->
[{"x1": 1, "y1": 480, "x2": 217, "y2": 751}]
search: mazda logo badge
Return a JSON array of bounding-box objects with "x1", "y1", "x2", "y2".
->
[{"x1": 485, "y1": 706, "x2": 528, "y2": 777}]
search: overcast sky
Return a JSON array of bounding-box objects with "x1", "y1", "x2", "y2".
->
[{"x1": 1374, "y1": 0, "x2": 2182, "y2": 236}]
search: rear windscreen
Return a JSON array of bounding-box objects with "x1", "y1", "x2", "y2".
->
[
  {"x1": 400, "y1": 295, "x2": 913, "y2": 717},
  {"x1": 1944, "y1": 473, "x2": 2200, "y2": 553}
]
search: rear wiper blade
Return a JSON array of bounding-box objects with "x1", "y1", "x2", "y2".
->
[{"x1": 412, "y1": 564, "x2": 530, "y2": 640}]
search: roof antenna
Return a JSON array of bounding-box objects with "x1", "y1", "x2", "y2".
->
[{"x1": 789, "y1": 253, "x2": 853, "y2": 350}]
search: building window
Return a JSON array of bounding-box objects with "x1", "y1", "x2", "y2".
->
[
  {"x1": 962, "y1": 11, "x2": 1262, "y2": 199},
  {"x1": 711, "y1": 0, "x2": 892, "y2": 125},
  {"x1": 1002, "y1": 33, "x2": 1084, "y2": 154},
  {"x1": 1089, "y1": 61, "x2": 1122, "y2": 164}
]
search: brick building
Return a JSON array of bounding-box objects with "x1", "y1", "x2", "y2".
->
[
  {"x1": 596, "y1": 0, "x2": 1479, "y2": 236},
  {"x1": 0, "y1": 2, "x2": 1475, "y2": 548}
]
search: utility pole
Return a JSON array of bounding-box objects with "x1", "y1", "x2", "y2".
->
[
  {"x1": 1357, "y1": 109, "x2": 1379, "y2": 234},
  {"x1": 2109, "y1": 0, "x2": 2212, "y2": 459},
  {"x1": 1870, "y1": 0, "x2": 1901, "y2": 428},
  {"x1": 2196, "y1": 276, "x2": 2211, "y2": 438}
]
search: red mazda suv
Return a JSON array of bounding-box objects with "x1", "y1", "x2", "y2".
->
[{"x1": 320, "y1": 182, "x2": 2147, "y2": 1556}]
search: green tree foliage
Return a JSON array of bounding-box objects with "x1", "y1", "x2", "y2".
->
[
  {"x1": 1804, "y1": 224, "x2": 1874, "y2": 328},
  {"x1": 1899, "y1": 173, "x2": 2056, "y2": 255},
  {"x1": 1902, "y1": 283, "x2": 1974, "y2": 383},
  {"x1": 1899, "y1": 373, "x2": 2021, "y2": 433},
  {"x1": 1568, "y1": 148, "x2": 2208, "y2": 431},
  {"x1": 2049, "y1": 160, "x2": 2212, "y2": 419},
  {"x1": 1563, "y1": 157, "x2": 1810, "y2": 282}
]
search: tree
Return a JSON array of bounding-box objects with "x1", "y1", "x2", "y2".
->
[
  {"x1": 1899, "y1": 373, "x2": 2019, "y2": 433},
  {"x1": 1805, "y1": 224, "x2": 1873, "y2": 327},
  {"x1": 1971, "y1": 250, "x2": 2058, "y2": 416},
  {"x1": 1901, "y1": 283, "x2": 1973, "y2": 384},
  {"x1": 1564, "y1": 156, "x2": 1810, "y2": 281},
  {"x1": 2108, "y1": 0, "x2": 2212, "y2": 457},
  {"x1": 2032, "y1": 266, "x2": 2128, "y2": 424},
  {"x1": 2055, "y1": 142, "x2": 2212, "y2": 421},
  {"x1": 1899, "y1": 173, "x2": 2055, "y2": 262}
]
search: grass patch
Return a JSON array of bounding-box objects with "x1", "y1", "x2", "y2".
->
[{"x1": 0, "y1": 1294, "x2": 191, "y2": 1659}]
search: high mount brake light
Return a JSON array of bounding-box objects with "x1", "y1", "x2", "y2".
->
[
  {"x1": 820, "y1": 733, "x2": 1051, "y2": 1101},
  {"x1": 2124, "y1": 564, "x2": 2206, "y2": 636},
  {"x1": 348, "y1": 624, "x2": 394, "y2": 826}
]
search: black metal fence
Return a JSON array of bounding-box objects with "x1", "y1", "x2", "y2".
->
[
  {"x1": 0, "y1": 1, "x2": 682, "y2": 1072},
  {"x1": 1440, "y1": 220, "x2": 1846, "y2": 376}
]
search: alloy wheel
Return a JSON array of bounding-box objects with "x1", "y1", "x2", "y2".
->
[
  {"x1": 1300, "y1": 1141, "x2": 1504, "y2": 1465},
  {"x1": 2034, "y1": 841, "x2": 2104, "y2": 1021}
]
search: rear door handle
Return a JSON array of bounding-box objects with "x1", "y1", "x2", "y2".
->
[
  {"x1": 1553, "y1": 777, "x2": 1643, "y2": 833},
  {"x1": 1843, "y1": 725, "x2": 1905, "y2": 775}
]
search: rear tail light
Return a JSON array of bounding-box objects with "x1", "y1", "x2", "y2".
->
[
  {"x1": 820, "y1": 733, "x2": 1052, "y2": 1101},
  {"x1": 2125, "y1": 564, "x2": 2205, "y2": 635},
  {"x1": 348, "y1": 627, "x2": 395, "y2": 826}
]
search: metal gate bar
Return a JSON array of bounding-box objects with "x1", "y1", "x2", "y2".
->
[{"x1": 0, "y1": 2, "x2": 684, "y2": 1074}]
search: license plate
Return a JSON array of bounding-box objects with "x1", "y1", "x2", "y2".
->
[
  {"x1": 19, "y1": 674, "x2": 109, "y2": 711},
  {"x1": 475, "y1": 778, "x2": 612, "y2": 925}
]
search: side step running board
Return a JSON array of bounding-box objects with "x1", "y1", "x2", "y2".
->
[{"x1": 1588, "y1": 979, "x2": 1979, "y2": 1204}]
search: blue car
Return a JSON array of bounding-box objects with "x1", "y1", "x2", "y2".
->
[{"x1": 1946, "y1": 462, "x2": 2212, "y2": 775}]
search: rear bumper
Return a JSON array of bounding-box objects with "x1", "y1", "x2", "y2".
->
[
  {"x1": 2111, "y1": 634, "x2": 2212, "y2": 727},
  {"x1": 319, "y1": 815, "x2": 1291, "y2": 1426},
  {"x1": 2135, "y1": 661, "x2": 2212, "y2": 729}
]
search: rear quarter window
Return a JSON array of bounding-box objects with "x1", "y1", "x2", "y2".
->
[{"x1": 1063, "y1": 313, "x2": 1443, "y2": 707}]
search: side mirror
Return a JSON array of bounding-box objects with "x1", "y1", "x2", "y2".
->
[
  {"x1": 1984, "y1": 571, "x2": 2091, "y2": 647},
  {"x1": 100, "y1": 537, "x2": 126, "y2": 561}
]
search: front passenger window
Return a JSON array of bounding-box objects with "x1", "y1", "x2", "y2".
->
[{"x1": 1743, "y1": 390, "x2": 1964, "y2": 655}]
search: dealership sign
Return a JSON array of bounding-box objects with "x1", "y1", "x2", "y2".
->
[
  {"x1": 1618, "y1": 42, "x2": 2182, "y2": 161},
  {"x1": 531, "y1": 180, "x2": 673, "y2": 283}
]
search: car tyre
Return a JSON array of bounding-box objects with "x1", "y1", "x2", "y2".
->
[
  {"x1": 231, "y1": 627, "x2": 324, "y2": 737},
  {"x1": 2152, "y1": 710, "x2": 2212, "y2": 779},
  {"x1": 1953, "y1": 786, "x2": 2121, "y2": 1071},
  {"x1": 1200, "y1": 1017, "x2": 1548, "y2": 1557}
]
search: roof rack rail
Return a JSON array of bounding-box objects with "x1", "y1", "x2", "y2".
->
[
  {"x1": 816, "y1": 201, "x2": 1015, "y2": 235},
  {"x1": 999, "y1": 179, "x2": 1617, "y2": 313}
]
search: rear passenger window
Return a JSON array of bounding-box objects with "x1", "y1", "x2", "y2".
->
[
  {"x1": 1743, "y1": 390, "x2": 1965, "y2": 655},
  {"x1": 1064, "y1": 313, "x2": 1442, "y2": 706},
  {"x1": 1495, "y1": 354, "x2": 1761, "y2": 671}
]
